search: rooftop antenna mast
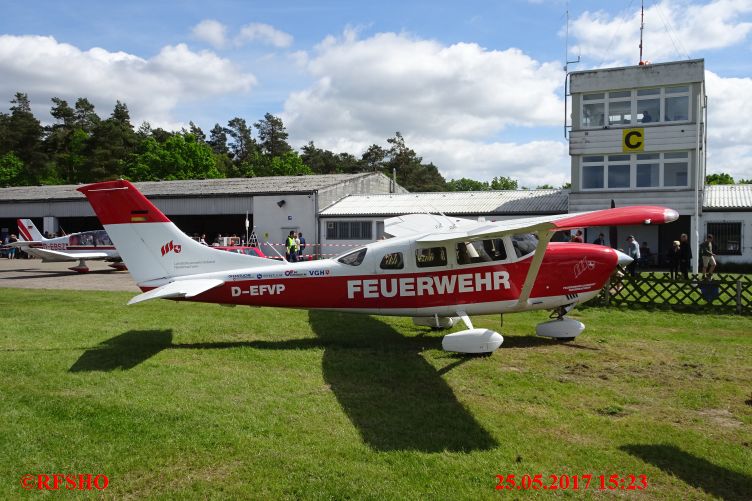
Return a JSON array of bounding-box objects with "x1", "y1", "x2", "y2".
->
[
  {"x1": 563, "y1": 1, "x2": 580, "y2": 138},
  {"x1": 639, "y1": 0, "x2": 646, "y2": 64}
]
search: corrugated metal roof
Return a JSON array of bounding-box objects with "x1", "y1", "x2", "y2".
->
[
  {"x1": 320, "y1": 190, "x2": 569, "y2": 216},
  {"x1": 0, "y1": 173, "x2": 377, "y2": 202},
  {"x1": 704, "y1": 184, "x2": 752, "y2": 210}
]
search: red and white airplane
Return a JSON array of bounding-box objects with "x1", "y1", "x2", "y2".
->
[
  {"x1": 78, "y1": 180, "x2": 678, "y2": 354},
  {"x1": 10, "y1": 218, "x2": 124, "y2": 273}
]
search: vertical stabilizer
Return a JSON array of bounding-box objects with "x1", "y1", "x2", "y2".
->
[
  {"x1": 17, "y1": 219, "x2": 45, "y2": 241},
  {"x1": 77, "y1": 180, "x2": 277, "y2": 284}
]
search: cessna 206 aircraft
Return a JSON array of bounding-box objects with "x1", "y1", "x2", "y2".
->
[
  {"x1": 78, "y1": 180, "x2": 678, "y2": 354},
  {"x1": 10, "y1": 218, "x2": 124, "y2": 273}
]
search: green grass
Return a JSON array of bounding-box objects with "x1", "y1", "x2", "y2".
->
[{"x1": 1, "y1": 288, "x2": 750, "y2": 499}]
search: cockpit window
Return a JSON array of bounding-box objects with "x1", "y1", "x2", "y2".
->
[
  {"x1": 338, "y1": 248, "x2": 367, "y2": 266},
  {"x1": 456, "y1": 239, "x2": 507, "y2": 265},
  {"x1": 511, "y1": 233, "x2": 539, "y2": 258},
  {"x1": 380, "y1": 252, "x2": 404, "y2": 270}
]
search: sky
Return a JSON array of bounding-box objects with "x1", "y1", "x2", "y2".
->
[{"x1": 0, "y1": 0, "x2": 750, "y2": 187}]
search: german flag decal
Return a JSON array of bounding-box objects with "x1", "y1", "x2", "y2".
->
[{"x1": 130, "y1": 210, "x2": 148, "y2": 223}]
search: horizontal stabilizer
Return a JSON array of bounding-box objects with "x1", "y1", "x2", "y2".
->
[{"x1": 128, "y1": 279, "x2": 225, "y2": 305}]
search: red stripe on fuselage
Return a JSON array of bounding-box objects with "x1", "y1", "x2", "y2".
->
[{"x1": 175, "y1": 243, "x2": 618, "y2": 311}]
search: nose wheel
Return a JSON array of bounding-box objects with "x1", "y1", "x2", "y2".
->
[{"x1": 536, "y1": 304, "x2": 583, "y2": 341}]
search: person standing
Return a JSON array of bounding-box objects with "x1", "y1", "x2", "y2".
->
[
  {"x1": 593, "y1": 233, "x2": 606, "y2": 245},
  {"x1": 679, "y1": 233, "x2": 692, "y2": 280},
  {"x1": 700, "y1": 234, "x2": 716, "y2": 280},
  {"x1": 571, "y1": 230, "x2": 584, "y2": 243},
  {"x1": 286, "y1": 231, "x2": 298, "y2": 262},
  {"x1": 298, "y1": 232, "x2": 306, "y2": 260},
  {"x1": 667, "y1": 240, "x2": 681, "y2": 280},
  {"x1": 625, "y1": 235, "x2": 640, "y2": 276},
  {"x1": 7, "y1": 234, "x2": 18, "y2": 259}
]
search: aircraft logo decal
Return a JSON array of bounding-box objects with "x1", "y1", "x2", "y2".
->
[
  {"x1": 573, "y1": 256, "x2": 595, "y2": 278},
  {"x1": 160, "y1": 240, "x2": 182, "y2": 256}
]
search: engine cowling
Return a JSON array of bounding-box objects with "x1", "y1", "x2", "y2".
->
[{"x1": 442, "y1": 329, "x2": 503, "y2": 354}]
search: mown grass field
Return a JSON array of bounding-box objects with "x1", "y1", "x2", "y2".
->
[{"x1": 1, "y1": 288, "x2": 750, "y2": 499}]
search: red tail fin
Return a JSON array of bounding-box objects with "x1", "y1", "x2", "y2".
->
[{"x1": 77, "y1": 180, "x2": 170, "y2": 225}]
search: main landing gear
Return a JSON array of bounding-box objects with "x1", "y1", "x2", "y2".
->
[
  {"x1": 68, "y1": 259, "x2": 90, "y2": 273},
  {"x1": 535, "y1": 305, "x2": 584, "y2": 342},
  {"x1": 413, "y1": 312, "x2": 503, "y2": 354}
]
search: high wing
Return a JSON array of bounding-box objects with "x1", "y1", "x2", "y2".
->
[
  {"x1": 385, "y1": 206, "x2": 679, "y2": 243},
  {"x1": 128, "y1": 279, "x2": 225, "y2": 305},
  {"x1": 386, "y1": 206, "x2": 679, "y2": 308}
]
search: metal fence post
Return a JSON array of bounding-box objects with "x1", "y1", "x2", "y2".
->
[{"x1": 737, "y1": 280, "x2": 743, "y2": 315}]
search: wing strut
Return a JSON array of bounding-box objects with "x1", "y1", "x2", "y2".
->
[{"x1": 516, "y1": 230, "x2": 554, "y2": 307}]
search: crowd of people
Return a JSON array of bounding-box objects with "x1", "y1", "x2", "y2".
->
[{"x1": 572, "y1": 230, "x2": 716, "y2": 279}]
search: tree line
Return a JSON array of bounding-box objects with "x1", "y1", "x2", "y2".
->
[{"x1": 1, "y1": 92, "x2": 532, "y2": 192}]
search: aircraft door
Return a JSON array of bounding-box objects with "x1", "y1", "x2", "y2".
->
[{"x1": 374, "y1": 244, "x2": 416, "y2": 316}]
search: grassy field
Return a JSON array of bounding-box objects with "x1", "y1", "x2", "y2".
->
[{"x1": 1, "y1": 288, "x2": 750, "y2": 500}]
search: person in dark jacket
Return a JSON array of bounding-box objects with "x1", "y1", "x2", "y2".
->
[
  {"x1": 679, "y1": 233, "x2": 692, "y2": 279},
  {"x1": 667, "y1": 240, "x2": 681, "y2": 280}
]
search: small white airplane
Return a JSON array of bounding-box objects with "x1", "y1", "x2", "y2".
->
[
  {"x1": 10, "y1": 218, "x2": 124, "y2": 273},
  {"x1": 78, "y1": 180, "x2": 678, "y2": 354}
]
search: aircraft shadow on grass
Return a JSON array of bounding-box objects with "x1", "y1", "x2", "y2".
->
[
  {"x1": 620, "y1": 444, "x2": 752, "y2": 500},
  {"x1": 308, "y1": 310, "x2": 497, "y2": 452},
  {"x1": 69, "y1": 312, "x2": 500, "y2": 452}
]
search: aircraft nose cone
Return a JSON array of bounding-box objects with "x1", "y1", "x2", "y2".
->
[{"x1": 615, "y1": 250, "x2": 633, "y2": 267}]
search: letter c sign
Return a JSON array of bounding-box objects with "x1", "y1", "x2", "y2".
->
[{"x1": 622, "y1": 128, "x2": 644, "y2": 152}]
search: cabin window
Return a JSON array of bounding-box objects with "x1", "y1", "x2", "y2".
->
[
  {"x1": 511, "y1": 233, "x2": 539, "y2": 259},
  {"x1": 380, "y1": 252, "x2": 404, "y2": 270},
  {"x1": 326, "y1": 221, "x2": 372, "y2": 240},
  {"x1": 338, "y1": 248, "x2": 367, "y2": 266},
  {"x1": 415, "y1": 247, "x2": 447, "y2": 268},
  {"x1": 456, "y1": 239, "x2": 507, "y2": 265}
]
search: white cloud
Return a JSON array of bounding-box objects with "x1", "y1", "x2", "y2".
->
[
  {"x1": 236, "y1": 23, "x2": 293, "y2": 48},
  {"x1": 0, "y1": 35, "x2": 255, "y2": 127},
  {"x1": 283, "y1": 30, "x2": 568, "y2": 186},
  {"x1": 192, "y1": 19, "x2": 228, "y2": 49},
  {"x1": 705, "y1": 70, "x2": 752, "y2": 179},
  {"x1": 569, "y1": 0, "x2": 752, "y2": 65},
  {"x1": 417, "y1": 138, "x2": 570, "y2": 187}
]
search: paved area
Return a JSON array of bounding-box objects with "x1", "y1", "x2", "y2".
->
[{"x1": 0, "y1": 258, "x2": 140, "y2": 292}]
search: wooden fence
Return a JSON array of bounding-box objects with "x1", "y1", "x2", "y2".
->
[{"x1": 591, "y1": 272, "x2": 752, "y2": 315}]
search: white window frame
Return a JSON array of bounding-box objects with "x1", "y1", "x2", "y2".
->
[
  {"x1": 580, "y1": 86, "x2": 692, "y2": 129},
  {"x1": 580, "y1": 151, "x2": 690, "y2": 191}
]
